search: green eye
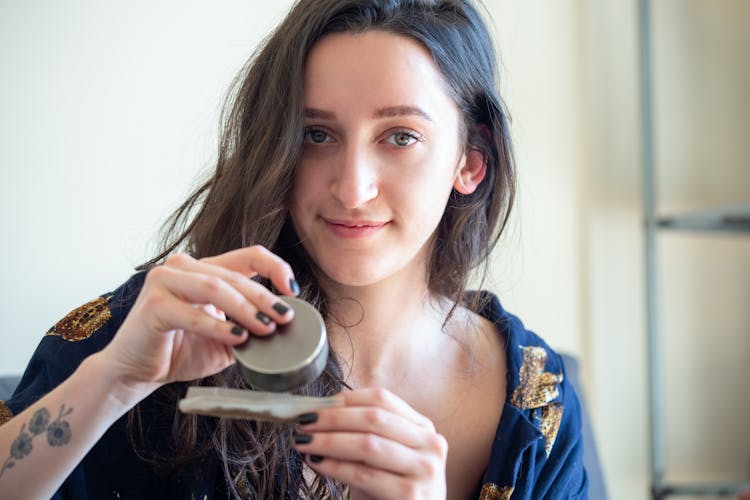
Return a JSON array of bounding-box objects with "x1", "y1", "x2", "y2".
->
[
  {"x1": 388, "y1": 131, "x2": 419, "y2": 147},
  {"x1": 394, "y1": 132, "x2": 413, "y2": 146}
]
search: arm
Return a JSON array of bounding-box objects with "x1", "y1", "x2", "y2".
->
[
  {"x1": 0, "y1": 246, "x2": 299, "y2": 499},
  {"x1": 0, "y1": 353, "x2": 155, "y2": 499}
]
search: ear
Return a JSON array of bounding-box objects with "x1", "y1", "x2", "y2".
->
[{"x1": 453, "y1": 146, "x2": 487, "y2": 195}]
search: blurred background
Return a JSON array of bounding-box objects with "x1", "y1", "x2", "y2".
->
[{"x1": 1, "y1": 1, "x2": 748, "y2": 498}]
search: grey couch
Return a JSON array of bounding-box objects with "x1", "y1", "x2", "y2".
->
[{"x1": 0, "y1": 375, "x2": 20, "y2": 402}]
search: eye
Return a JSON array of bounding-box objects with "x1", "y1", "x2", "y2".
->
[
  {"x1": 303, "y1": 127, "x2": 333, "y2": 144},
  {"x1": 384, "y1": 130, "x2": 421, "y2": 147}
]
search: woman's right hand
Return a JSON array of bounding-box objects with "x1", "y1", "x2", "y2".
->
[
  {"x1": 0, "y1": 246, "x2": 297, "y2": 498},
  {"x1": 97, "y1": 245, "x2": 299, "y2": 398}
]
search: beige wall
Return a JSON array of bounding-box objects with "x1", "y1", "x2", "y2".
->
[
  {"x1": 1, "y1": 1, "x2": 748, "y2": 499},
  {"x1": 484, "y1": 1, "x2": 651, "y2": 496},
  {"x1": 0, "y1": 0, "x2": 297, "y2": 371},
  {"x1": 489, "y1": 0, "x2": 750, "y2": 497},
  {"x1": 649, "y1": 0, "x2": 750, "y2": 490}
]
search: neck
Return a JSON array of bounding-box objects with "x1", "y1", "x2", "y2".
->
[{"x1": 322, "y1": 275, "x2": 457, "y2": 388}]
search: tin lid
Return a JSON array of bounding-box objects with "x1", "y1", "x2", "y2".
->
[{"x1": 232, "y1": 297, "x2": 328, "y2": 392}]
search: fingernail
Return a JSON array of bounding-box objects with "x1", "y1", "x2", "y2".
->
[
  {"x1": 230, "y1": 325, "x2": 246, "y2": 336},
  {"x1": 272, "y1": 302, "x2": 290, "y2": 315},
  {"x1": 297, "y1": 413, "x2": 318, "y2": 425},
  {"x1": 255, "y1": 311, "x2": 272, "y2": 325},
  {"x1": 289, "y1": 278, "x2": 300, "y2": 296},
  {"x1": 294, "y1": 433, "x2": 313, "y2": 444},
  {"x1": 310, "y1": 455, "x2": 324, "y2": 463}
]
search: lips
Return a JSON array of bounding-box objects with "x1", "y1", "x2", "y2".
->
[{"x1": 322, "y1": 217, "x2": 389, "y2": 238}]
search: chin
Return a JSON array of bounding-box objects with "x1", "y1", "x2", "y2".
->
[
  {"x1": 314, "y1": 254, "x2": 392, "y2": 288},
  {"x1": 321, "y1": 266, "x2": 386, "y2": 288}
]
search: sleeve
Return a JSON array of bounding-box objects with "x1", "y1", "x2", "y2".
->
[
  {"x1": 529, "y1": 365, "x2": 588, "y2": 499},
  {"x1": 476, "y1": 297, "x2": 589, "y2": 500},
  {"x1": 0, "y1": 272, "x2": 146, "y2": 426}
]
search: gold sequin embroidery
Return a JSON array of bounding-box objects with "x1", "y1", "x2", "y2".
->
[
  {"x1": 479, "y1": 483, "x2": 514, "y2": 500},
  {"x1": 234, "y1": 469, "x2": 251, "y2": 498},
  {"x1": 46, "y1": 295, "x2": 113, "y2": 341},
  {"x1": 509, "y1": 346, "x2": 563, "y2": 410},
  {"x1": 540, "y1": 403, "x2": 564, "y2": 456},
  {"x1": 0, "y1": 400, "x2": 13, "y2": 426}
]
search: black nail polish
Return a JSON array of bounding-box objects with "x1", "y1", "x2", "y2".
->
[
  {"x1": 294, "y1": 433, "x2": 313, "y2": 444},
  {"x1": 297, "y1": 413, "x2": 318, "y2": 425},
  {"x1": 289, "y1": 278, "x2": 300, "y2": 296},
  {"x1": 230, "y1": 325, "x2": 246, "y2": 336},
  {"x1": 310, "y1": 455, "x2": 324, "y2": 463},
  {"x1": 255, "y1": 311, "x2": 272, "y2": 325},
  {"x1": 272, "y1": 302, "x2": 290, "y2": 315}
]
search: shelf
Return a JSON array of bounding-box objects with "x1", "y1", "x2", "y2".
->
[
  {"x1": 653, "y1": 481, "x2": 750, "y2": 499},
  {"x1": 639, "y1": 2, "x2": 750, "y2": 498},
  {"x1": 656, "y1": 205, "x2": 750, "y2": 233}
]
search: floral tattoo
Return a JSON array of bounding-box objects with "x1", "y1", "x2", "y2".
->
[{"x1": 0, "y1": 405, "x2": 73, "y2": 480}]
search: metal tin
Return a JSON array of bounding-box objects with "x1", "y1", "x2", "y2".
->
[{"x1": 232, "y1": 297, "x2": 327, "y2": 392}]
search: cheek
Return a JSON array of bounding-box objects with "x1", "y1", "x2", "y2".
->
[
  {"x1": 288, "y1": 179, "x2": 311, "y2": 238},
  {"x1": 383, "y1": 174, "x2": 453, "y2": 233},
  {"x1": 395, "y1": 153, "x2": 459, "y2": 203},
  {"x1": 290, "y1": 166, "x2": 320, "y2": 209}
]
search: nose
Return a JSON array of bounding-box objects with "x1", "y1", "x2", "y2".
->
[{"x1": 330, "y1": 143, "x2": 379, "y2": 209}]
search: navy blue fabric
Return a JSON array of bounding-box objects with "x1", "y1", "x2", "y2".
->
[
  {"x1": 475, "y1": 293, "x2": 588, "y2": 498},
  {"x1": 5, "y1": 275, "x2": 587, "y2": 499}
]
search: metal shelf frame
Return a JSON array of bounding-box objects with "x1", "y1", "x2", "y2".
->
[
  {"x1": 638, "y1": 0, "x2": 750, "y2": 498},
  {"x1": 658, "y1": 205, "x2": 750, "y2": 233}
]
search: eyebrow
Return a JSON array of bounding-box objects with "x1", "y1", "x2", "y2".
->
[
  {"x1": 374, "y1": 105, "x2": 433, "y2": 122},
  {"x1": 303, "y1": 105, "x2": 433, "y2": 122}
]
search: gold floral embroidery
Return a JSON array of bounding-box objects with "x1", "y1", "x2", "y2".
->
[
  {"x1": 479, "y1": 483, "x2": 514, "y2": 500},
  {"x1": 509, "y1": 346, "x2": 563, "y2": 410},
  {"x1": 46, "y1": 296, "x2": 113, "y2": 341},
  {"x1": 236, "y1": 471, "x2": 251, "y2": 498},
  {"x1": 0, "y1": 400, "x2": 13, "y2": 426},
  {"x1": 540, "y1": 403, "x2": 564, "y2": 456}
]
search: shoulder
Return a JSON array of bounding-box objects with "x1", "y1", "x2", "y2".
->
[
  {"x1": 469, "y1": 291, "x2": 577, "y2": 430},
  {"x1": 46, "y1": 271, "x2": 147, "y2": 342},
  {"x1": 42, "y1": 270, "x2": 147, "y2": 360},
  {"x1": 466, "y1": 290, "x2": 567, "y2": 399},
  {"x1": 1, "y1": 272, "x2": 148, "y2": 422},
  {"x1": 468, "y1": 290, "x2": 588, "y2": 497}
]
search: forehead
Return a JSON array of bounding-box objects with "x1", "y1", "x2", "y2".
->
[{"x1": 303, "y1": 30, "x2": 458, "y2": 119}]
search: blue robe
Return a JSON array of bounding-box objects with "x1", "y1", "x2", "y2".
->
[{"x1": 1, "y1": 272, "x2": 587, "y2": 499}]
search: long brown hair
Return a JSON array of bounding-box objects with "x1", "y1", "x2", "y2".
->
[{"x1": 133, "y1": 0, "x2": 516, "y2": 497}]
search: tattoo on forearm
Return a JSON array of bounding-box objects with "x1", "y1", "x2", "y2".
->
[{"x1": 0, "y1": 405, "x2": 73, "y2": 480}]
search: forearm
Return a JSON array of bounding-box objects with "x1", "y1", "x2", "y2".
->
[{"x1": 0, "y1": 352, "x2": 157, "y2": 499}]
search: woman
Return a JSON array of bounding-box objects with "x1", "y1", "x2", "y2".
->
[{"x1": 0, "y1": 0, "x2": 587, "y2": 498}]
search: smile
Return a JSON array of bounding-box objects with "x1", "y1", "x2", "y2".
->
[{"x1": 322, "y1": 218, "x2": 389, "y2": 239}]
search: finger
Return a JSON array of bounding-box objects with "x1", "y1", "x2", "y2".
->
[
  {"x1": 304, "y1": 455, "x2": 431, "y2": 499},
  {"x1": 140, "y1": 287, "x2": 250, "y2": 346},
  {"x1": 163, "y1": 253, "x2": 295, "y2": 326},
  {"x1": 201, "y1": 303, "x2": 226, "y2": 321},
  {"x1": 145, "y1": 265, "x2": 277, "y2": 335},
  {"x1": 298, "y1": 406, "x2": 434, "y2": 450},
  {"x1": 201, "y1": 245, "x2": 299, "y2": 296},
  {"x1": 330, "y1": 388, "x2": 436, "y2": 431},
  {"x1": 293, "y1": 430, "x2": 443, "y2": 478}
]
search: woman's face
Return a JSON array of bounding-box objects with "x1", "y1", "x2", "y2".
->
[{"x1": 290, "y1": 30, "x2": 476, "y2": 290}]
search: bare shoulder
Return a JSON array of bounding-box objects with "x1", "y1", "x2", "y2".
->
[
  {"x1": 447, "y1": 304, "x2": 506, "y2": 377},
  {"x1": 438, "y1": 304, "x2": 507, "y2": 499},
  {"x1": 436, "y1": 303, "x2": 507, "y2": 421}
]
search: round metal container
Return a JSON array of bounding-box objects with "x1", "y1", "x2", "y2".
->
[{"x1": 232, "y1": 297, "x2": 327, "y2": 392}]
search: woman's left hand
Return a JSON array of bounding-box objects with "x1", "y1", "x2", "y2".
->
[{"x1": 293, "y1": 388, "x2": 448, "y2": 500}]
